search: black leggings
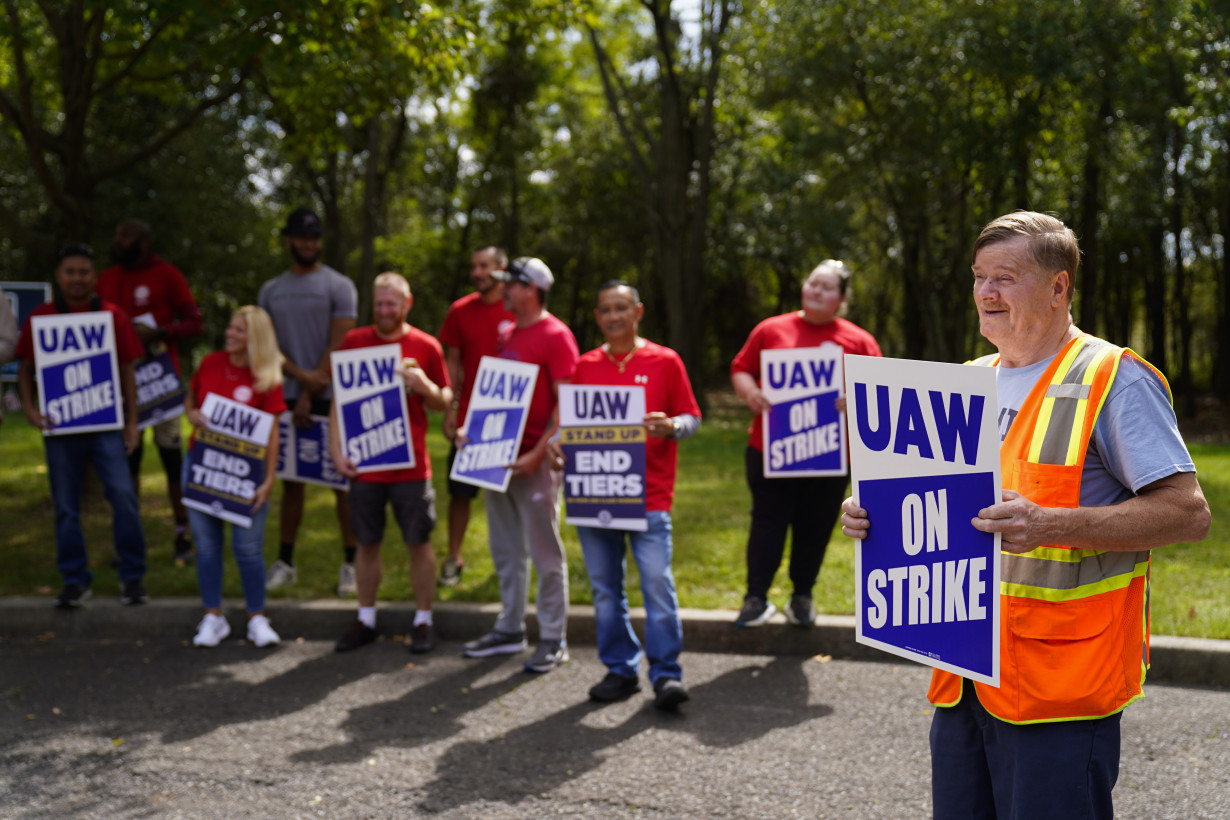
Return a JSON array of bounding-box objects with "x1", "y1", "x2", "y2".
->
[{"x1": 743, "y1": 446, "x2": 848, "y2": 600}]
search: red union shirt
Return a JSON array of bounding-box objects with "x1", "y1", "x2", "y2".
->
[
  {"x1": 16, "y1": 301, "x2": 144, "y2": 363},
  {"x1": 337, "y1": 324, "x2": 450, "y2": 483},
  {"x1": 438, "y1": 292, "x2": 515, "y2": 428},
  {"x1": 96, "y1": 254, "x2": 203, "y2": 374},
  {"x1": 571, "y1": 340, "x2": 701, "y2": 513},
  {"x1": 731, "y1": 313, "x2": 882, "y2": 451},
  {"x1": 496, "y1": 313, "x2": 579, "y2": 453},
  {"x1": 187, "y1": 351, "x2": 286, "y2": 446}
]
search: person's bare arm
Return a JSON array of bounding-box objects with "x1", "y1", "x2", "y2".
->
[
  {"x1": 443, "y1": 346, "x2": 463, "y2": 440},
  {"x1": 972, "y1": 471, "x2": 1210, "y2": 553},
  {"x1": 732, "y1": 370, "x2": 771, "y2": 414}
]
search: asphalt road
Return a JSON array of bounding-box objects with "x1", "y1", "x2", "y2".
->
[{"x1": 2, "y1": 636, "x2": 1227, "y2": 819}]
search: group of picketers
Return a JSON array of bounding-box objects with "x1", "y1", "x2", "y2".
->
[{"x1": 7, "y1": 206, "x2": 1212, "y2": 815}]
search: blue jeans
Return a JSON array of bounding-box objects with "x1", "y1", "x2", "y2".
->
[
  {"x1": 931, "y1": 680, "x2": 1121, "y2": 820},
  {"x1": 183, "y1": 462, "x2": 268, "y2": 612},
  {"x1": 577, "y1": 511, "x2": 682, "y2": 685},
  {"x1": 44, "y1": 431, "x2": 147, "y2": 586}
]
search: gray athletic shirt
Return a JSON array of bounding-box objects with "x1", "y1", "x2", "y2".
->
[
  {"x1": 258, "y1": 265, "x2": 358, "y2": 400},
  {"x1": 994, "y1": 351, "x2": 1195, "y2": 508}
]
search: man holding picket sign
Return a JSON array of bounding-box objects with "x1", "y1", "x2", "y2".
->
[
  {"x1": 16, "y1": 243, "x2": 149, "y2": 608},
  {"x1": 328, "y1": 272, "x2": 451, "y2": 654},
  {"x1": 460, "y1": 257, "x2": 579, "y2": 673},
  {"x1": 548, "y1": 280, "x2": 701, "y2": 709},
  {"x1": 841, "y1": 211, "x2": 1210, "y2": 820}
]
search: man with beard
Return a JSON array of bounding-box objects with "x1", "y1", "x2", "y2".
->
[
  {"x1": 330, "y1": 272, "x2": 451, "y2": 653},
  {"x1": 258, "y1": 207, "x2": 360, "y2": 595},
  {"x1": 436, "y1": 245, "x2": 514, "y2": 586},
  {"x1": 96, "y1": 219, "x2": 203, "y2": 564}
]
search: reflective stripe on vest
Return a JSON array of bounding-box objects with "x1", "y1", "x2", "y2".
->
[{"x1": 929, "y1": 334, "x2": 1167, "y2": 723}]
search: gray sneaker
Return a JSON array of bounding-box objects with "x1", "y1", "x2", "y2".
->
[
  {"x1": 462, "y1": 630, "x2": 527, "y2": 658},
  {"x1": 734, "y1": 596, "x2": 777, "y2": 628},
  {"x1": 438, "y1": 555, "x2": 463, "y2": 587},
  {"x1": 337, "y1": 562, "x2": 357, "y2": 597},
  {"x1": 784, "y1": 594, "x2": 816, "y2": 627},
  {"x1": 524, "y1": 640, "x2": 569, "y2": 673},
  {"x1": 266, "y1": 560, "x2": 297, "y2": 590}
]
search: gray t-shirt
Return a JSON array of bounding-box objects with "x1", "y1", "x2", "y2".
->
[
  {"x1": 258, "y1": 265, "x2": 358, "y2": 400},
  {"x1": 995, "y1": 352, "x2": 1195, "y2": 507}
]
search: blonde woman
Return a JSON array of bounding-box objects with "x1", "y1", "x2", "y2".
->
[{"x1": 183, "y1": 306, "x2": 286, "y2": 647}]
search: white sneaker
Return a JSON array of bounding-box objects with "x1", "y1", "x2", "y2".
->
[
  {"x1": 337, "y1": 562, "x2": 357, "y2": 597},
  {"x1": 266, "y1": 560, "x2": 297, "y2": 590},
  {"x1": 193, "y1": 613, "x2": 231, "y2": 647},
  {"x1": 246, "y1": 614, "x2": 280, "y2": 647}
]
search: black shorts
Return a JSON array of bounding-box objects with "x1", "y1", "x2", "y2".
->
[
  {"x1": 348, "y1": 480, "x2": 436, "y2": 546},
  {"x1": 446, "y1": 443, "x2": 481, "y2": 499}
]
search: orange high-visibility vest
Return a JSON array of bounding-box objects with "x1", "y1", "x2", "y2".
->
[{"x1": 928, "y1": 334, "x2": 1169, "y2": 724}]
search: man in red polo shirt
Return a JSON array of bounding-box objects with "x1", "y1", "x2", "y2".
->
[
  {"x1": 437, "y1": 245, "x2": 514, "y2": 586},
  {"x1": 18, "y1": 243, "x2": 150, "y2": 607},
  {"x1": 97, "y1": 219, "x2": 204, "y2": 565},
  {"x1": 329, "y1": 272, "x2": 451, "y2": 654}
]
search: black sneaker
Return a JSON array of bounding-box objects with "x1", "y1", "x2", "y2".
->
[
  {"x1": 120, "y1": 579, "x2": 149, "y2": 605},
  {"x1": 437, "y1": 556, "x2": 463, "y2": 587},
  {"x1": 462, "y1": 630, "x2": 527, "y2": 658},
  {"x1": 734, "y1": 595, "x2": 776, "y2": 628},
  {"x1": 589, "y1": 672, "x2": 642, "y2": 703},
  {"x1": 409, "y1": 623, "x2": 435, "y2": 654},
  {"x1": 335, "y1": 620, "x2": 377, "y2": 652},
  {"x1": 55, "y1": 584, "x2": 92, "y2": 608},
  {"x1": 653, "y1": 678, "x2": 690, "y2": 711},
  {"x1": 784, "y1": 594, "x2": 816, "y2": 627},
  {"x1": 173, "y1": 534, "x2": 195, "y2": 566}
]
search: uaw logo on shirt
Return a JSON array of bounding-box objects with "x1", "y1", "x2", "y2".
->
[
  {"x1": 234, "y1": 385, "x2": 253, "y2": 404},
  {"x1": 133, "y1": 284, "x2": 151, "y2": 307}
]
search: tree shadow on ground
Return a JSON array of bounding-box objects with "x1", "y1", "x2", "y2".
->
[{"x1": 414, "y1": 656, "x2": 832, "y2": 814}]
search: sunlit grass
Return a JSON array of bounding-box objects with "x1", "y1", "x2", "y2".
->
[{"x1": 1, "y1": 400, "x2": 1226, "y2": 638}]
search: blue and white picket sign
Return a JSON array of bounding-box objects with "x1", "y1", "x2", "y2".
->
[
  {"x1": 559, "y1": 384, "x2": 648, "y2": 532},
  {"x1": 1, "y1": 282, "x2": 50, "y2": 384},
  {"x1": 845, "y1": 355, "x2": 1002, "y2": 686},
  {"x1": 761, "y1": 343, "x2": 846, "y2": 477},
  {"x1": 182, "y1": 394, "x2": 275, "y2": 528},
  {"x1": 133, "y1": 343, "x2": 186, "y2": 428},
  {"x1": 275, "y1": 412, "x2": 349, "y2": 490},
  {"x1": 128, "y1": 312, "x2": 185, "y2": 429},
  {"x1": 31, "y1": 311, "x2": 124, "y2": 435},
  {"x1": 450, "y1": 356, "x2": 538, "y2": 492},
  {"x1": 331, "y1": 344, "x2": 414, "y2": 473}
]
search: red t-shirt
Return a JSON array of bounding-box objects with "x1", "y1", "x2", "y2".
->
[
  {"x1": 497, "y1": 313, "x2": 579, "y2": 452},
  {"x1": 438, "y1": 292, "x2": 515, "y2": 427},
  {"x1": 188, "y1": 350, "x2": 287, "y2": 446},
  {"x1": 16, "y1": 301, "x2": 144, "y2": 363},
  {"x1": 731, "y1": 313, "x2": 882, "y2": 451},
  {"x1": 96, "y1": 254, "x2": 203, "y2": 374},
  {"x1": 337, "y1": 324, "x2": 450, "y2": 483},
  {"x1": 572, "y1": 341, "x2": 701, "y2": 512}
]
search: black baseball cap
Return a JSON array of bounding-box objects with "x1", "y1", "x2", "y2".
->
[
  {"x1": 282, "y1": 207, "x2": 323, "y2": 237},
  {"x1": 58, "y1": 242, "x2": 95, "y2": 261}
]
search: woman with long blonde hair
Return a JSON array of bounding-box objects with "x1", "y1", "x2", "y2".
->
[{"x1": 183, "y1": 305, "x2": 286, "y2": 647}]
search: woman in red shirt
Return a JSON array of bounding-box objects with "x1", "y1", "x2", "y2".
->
[
  {"x1": 183, "y1": 306, "x2": 286, "y2": 648},
  {"x1": 730, "y1": 260, "x2": 882, "y2": 628}
]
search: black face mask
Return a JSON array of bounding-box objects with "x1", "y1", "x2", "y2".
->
[{"x1": 112, "y1": 241, "x2": 143, "y2": 266}]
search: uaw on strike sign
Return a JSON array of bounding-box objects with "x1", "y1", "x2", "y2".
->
[
  {"x1": 450, "y1": 357, "x2": 538, "y2": 493},
  {"x1": 331, "y1": 344, "x2": 414, "y2": 473},
  {"x1": 183, "y1": 394, "x2": 274, "y2": 528},
  {"x1": 559, "y1": 384, "x2": 647, "y2": 531},
  {"x1": 32, "y1": 312, "x2": 124, "y2": 434},
  {"x1": 845, "y1": 355, "x2": 1002, "y2": 686},
  {"x1": 761, "y1": 343, "x2": 846, "y2": 477}
]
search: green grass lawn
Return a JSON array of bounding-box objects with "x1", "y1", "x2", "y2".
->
[{"x1": 0, "y1": 397, "x2": 1226, "y2": 638}]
